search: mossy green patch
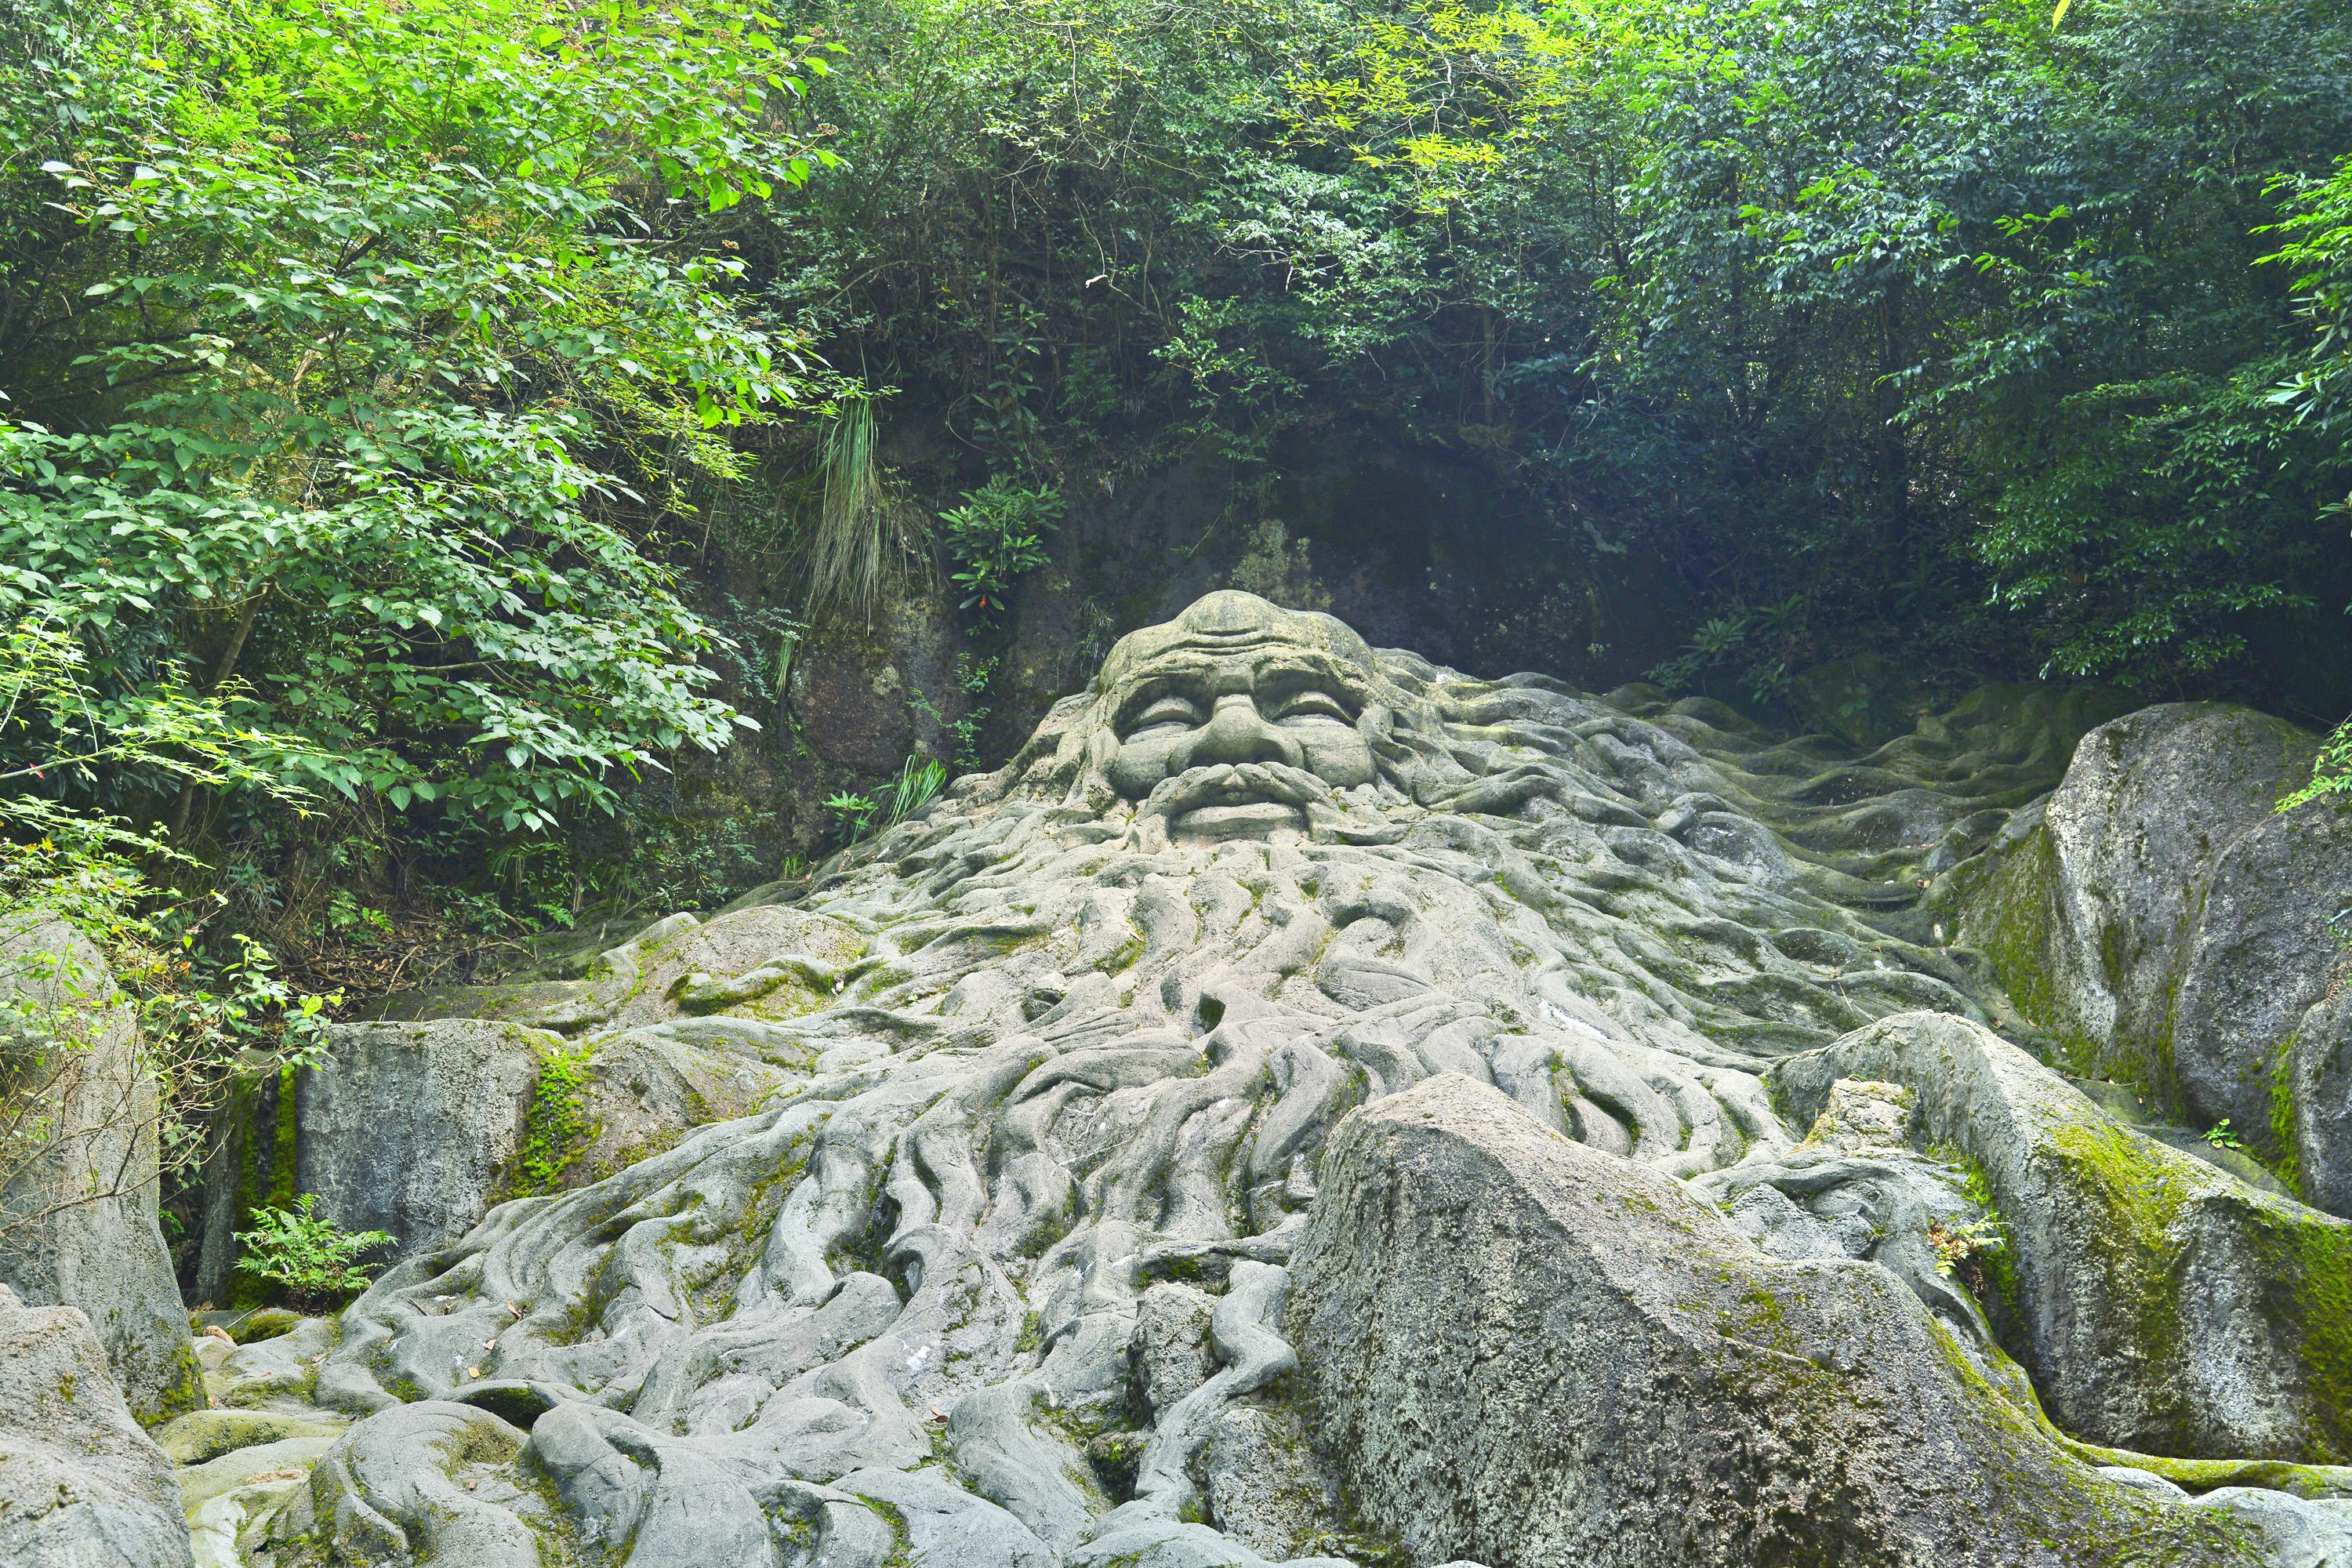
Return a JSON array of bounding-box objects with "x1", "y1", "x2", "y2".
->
[
  {"x1": 1951, "y1": 1151, "x2": 2028, "y2": 1338},
  {"x1": 2271, "y1": 1030, "x2": 2306, "y2": 1193},
  {"x1": 2044, "y1": 1120, "x2": 2193, "y2": 1405},
  {"x1": 2241, "y1": 1202, "x2": 2352, "y2": 1462},
  {"x1": 223, "y1": 1064, "x2": 306, "y2": 1308},
  {"x1": 1923, "y1": 1314, "x2": 2273, "y2": 1565},
  {"x1": 1949, "y1": 821, "x2": 2061, "y2": 1029},
  {"x1": 1946, "y1": 820, "x2": 2172, "y2": 1098},
  {"x1": 859, "y1": 1496, "x2": 915, "y2": 1568},
  {"x1": 265, "y1": 1063, "x2": 299, "y2": 1206},
  {"x1": 140, "y1": 1345, "x2": 206, "y2": 1425},
  {"x1": 500, "y1": 1039, "x2": 598, "y2": 1200}
]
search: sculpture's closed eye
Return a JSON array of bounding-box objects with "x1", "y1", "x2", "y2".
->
[
  {"x1": 1125, "y1": 695, "x2": 1204, "y2": 737},
  {"x1": 1271, "y1": 690, "x2": 1350, "y2": 725}
]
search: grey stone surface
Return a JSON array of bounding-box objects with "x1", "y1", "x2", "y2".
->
[
  {"x1": 560, "y1": 1022, "x2": 800, "y2": 1185},
  {"x1": 2176, "y1": 806, "x2": 2352, "y2": 1167},
  {"x1": 0, "y1": 1283, "x2": 194, "y2": 1568},
  {"x1": 194, "y1": 1312, "x2": 339, "y2": 1414},
  {"x1": 310, "y1": 1400, "x2": 543, "y2": 1565},
  {"x1": 1199, "y1": 1403, "x2": 1339, "y2": 1560},
  {"x1": 151, "y1": 597, "x2": 2350, "y2": 1564},
  {"x1": 2045, "y1": 704, "x2": 2310, "y2": 1061},
  {"x1": 295, "y1": 1018, "x2": 550, "y2": 1254},
  {"x1": 154, "y1": 1406, "x2": 347, "y2": 1466},
  {"x1": 1134, "y1": 1283, "x2": 1218, "y2": 1417},
  {"x1": 1773, "y1": 1011, "x2": 2352, "y2": 1462},
  {"x1": 1286, "y1": 1073, "x2": 2255, "y2": 1567},
  {"x1": 2295, "y1": 983, "x2": 2352, "y2": 1215},
  {"x1": 0, "y1": 916, "x2": 199, "y2": 1421}
]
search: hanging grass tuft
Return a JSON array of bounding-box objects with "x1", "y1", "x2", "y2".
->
[{"x1": 803, "y1": 395, "x2": 921, "y2": 619}]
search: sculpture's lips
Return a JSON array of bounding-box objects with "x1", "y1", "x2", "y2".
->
[
  {"x1": 1172, "y1": 800, "x2": 1305, "y2": 840},
  {"x1": 1139, "y1": 761, "x2": 1330, "y2": 840}
]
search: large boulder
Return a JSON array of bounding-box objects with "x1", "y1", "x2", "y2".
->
[
  {"x1": 0, "y1": 915, "x2": 199, "y2": 1421},
  {"x1": 1948, "y1": 703, "x2": 2350, "y2": 1196},
  {"x1": 2182, "y1": 807, "x2": 2352, "y2": 1189},
  {"x1": 0, "y1": 1283, "x2": 194, "y2": 1568},
  {"x1": 295, "y1": 1018, "x2": 553, "y2": 1255},
  {"x1": 1285, "y1": 1073, "x2": 2261, "y2": 1567},
  {"x1": 192, "y1": 906, "x2": 853, "y2": 1294},
  {"x1": 1772, "y1": 1011, "x2": 2352, "y2": 1463}
]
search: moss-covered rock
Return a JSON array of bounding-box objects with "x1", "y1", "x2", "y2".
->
[
  {"x1": 1774, "y1": 1011, "x2": 2352, "y2": 1464},
  {"x1": 1944, "y1": 702, "x2": 2345, "y2": 1195},
  {"x1": 198, "y1": 903, "x2": 862, "y2": 1287}
]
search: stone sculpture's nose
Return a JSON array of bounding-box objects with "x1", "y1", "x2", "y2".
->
[{"x1": 1178, "y1": 693, "x2": 1303, "y2": 770}]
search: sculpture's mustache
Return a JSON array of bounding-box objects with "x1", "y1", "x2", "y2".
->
[{"x1": 1138, "y1": 760, "x2": 1332, "y2": 822}]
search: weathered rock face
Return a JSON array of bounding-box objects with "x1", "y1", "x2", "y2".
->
[
  {"x1": 1287, "y1": 1074, "x2": 2259, "y2": 1568},
  {"x1": 199, "y1": 594, "x2": 2352, "y2": 1566},
  {"x1": 195, "y1": 913, "x2": 838, "y2": 1292},
  {"x1": 286, "y1": 1014, "x2": 799, "y2": 1259},
  {"x1": 2294, "y1": 985, "x2": 2352, "y2": 1218},
  {"x1": 0, "y1": 1283, "x2": 194, "y2": 1568},
  {"x1": 1947, "y1": 702, "x2": 2352, "y2": 1206},
  {"x1": 296, "y1": 1020, "x2": 550, "y2": 1255},
  {"x1": 0, "y1": 916, "x2": 200, "y2": 1422}
]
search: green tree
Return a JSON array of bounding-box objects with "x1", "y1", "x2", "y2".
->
[{"x1": 1, "y1": 0, "x2": 848, "y2": 849}]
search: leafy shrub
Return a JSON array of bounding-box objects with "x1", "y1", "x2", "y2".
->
[
  {"x1": 232, "y1": 1193, "x2": 393, "y2": 1308},
  {"x1": 1, "y1": 0, "x2": 848, "y2": 844},
  {"x1": 939, "y1": 480, "x2": 1063, "y2": 617}
]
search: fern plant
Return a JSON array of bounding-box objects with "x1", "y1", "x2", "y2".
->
[{"x1": 232, "y1": 1195, "x2": 393, "y2": 1309}]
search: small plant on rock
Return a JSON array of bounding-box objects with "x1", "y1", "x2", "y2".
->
[
  {"x1": 1927, "y1": 1217, "x2": 2007, "y2": 1296},
  {"x1": 825, "y1": 789, "x2": 879, "y2": 844},
  {"x1": 949, "y1": 655, "x2": 997, "y2": 770},
  {"x1": 232, "y1": 1194, "x2": 393, "y2": 1309},
  {"x1": 886, "y1": 756, "x2": 948, "y2": 826}
]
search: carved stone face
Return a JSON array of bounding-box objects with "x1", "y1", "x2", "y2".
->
[{"x1": 1092, "y1": 591, "x2": 1383, "y2": 840}]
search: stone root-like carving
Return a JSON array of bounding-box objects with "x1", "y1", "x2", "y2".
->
[{"x1": 245, "y1": 592, "x2": 2346, "y2": 1567}]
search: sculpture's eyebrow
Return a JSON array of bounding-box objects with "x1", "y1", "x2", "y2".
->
[{"x1": 1252, "y1": 653, "x2": 1363, "y2": 703}]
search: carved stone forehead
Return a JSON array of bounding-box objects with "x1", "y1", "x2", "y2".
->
[{"x1": 1093, "y1": 590, "x2": 1383, "y2": 698}]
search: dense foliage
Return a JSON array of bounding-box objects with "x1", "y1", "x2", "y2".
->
[
  {"x1": 2, "y1": 0, "x2": 839, "y2": 890},
  {"x1": 760, "y1": 0, "x2": 2352, "y2": 702},
  {"x1": 0, "y1": 0, "x2": 848, "y2": 1254}
]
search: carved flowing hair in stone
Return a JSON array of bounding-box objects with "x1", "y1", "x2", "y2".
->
[{"x1": 304, "y1": 593, "x2": 2136, "y2": 1566}]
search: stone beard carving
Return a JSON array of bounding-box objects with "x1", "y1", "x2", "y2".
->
[{"x1": 300, "y1": 593, "x2": 2122, "y2": 1566}]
